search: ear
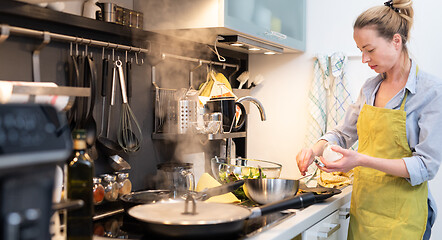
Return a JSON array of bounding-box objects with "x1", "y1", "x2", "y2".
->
[{"x1": 392, "y1": 33, "x2": 402, "y2": 50}]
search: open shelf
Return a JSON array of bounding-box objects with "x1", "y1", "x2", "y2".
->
[
  {"x1": 0, "y1": 1, "x2": 150, "y2": 41},
  {"x1": 152, "y1": 131, "x2": 246, "y2": 140}
]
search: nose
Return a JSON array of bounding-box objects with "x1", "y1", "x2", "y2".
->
[{"x1": 362, "y1": 52, "x2": 370, "y2": 63}]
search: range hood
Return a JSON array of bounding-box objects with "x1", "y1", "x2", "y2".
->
[
  {"x1": 218, "y1": 35, "x2": 283, "y2": 54},
  {"x1": 134, "y1": 0, "x2": 303, "y2": 54}
]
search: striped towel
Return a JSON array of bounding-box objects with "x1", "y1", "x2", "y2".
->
[
  {"x1": 327, "y1": 52, "x2": 352, "y2": 130},
  {"x1": 305, "y1": 53, "x2": 355, "y2": 148},
  {"x1": 305, "y1": 55, "x2": 329, "y2": 148}
]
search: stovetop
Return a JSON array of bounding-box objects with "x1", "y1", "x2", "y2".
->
[{"x1": 93, "y1": 209, "x2": 295, "y2": 239}]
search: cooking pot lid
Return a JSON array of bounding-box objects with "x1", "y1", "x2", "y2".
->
[{"x1": 128, "y1": 201, "x2": 251, "y2": 225}]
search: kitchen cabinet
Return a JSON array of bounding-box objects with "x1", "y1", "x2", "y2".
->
[
  {"x1": 134, "y1": 0, "x2": 306, "y2": 53},
  {"x1": 246, "y1": 186, "x2": 352, "y2": 240},
  {"x1": 301, "y1": 201, "x2": 350, "y2": 239},
  {"x1": 337, "y1": 202, "x2": 351, "y2": 240},
  {"x1": 300, "y1": 199, "x2": 350, "y2": 240},
  {"x1": 303, "y1": 210, "x2": 341, "y2": 240},
  {"x1": 224, "y1": 0, "x2": 306, "y2": 52}
]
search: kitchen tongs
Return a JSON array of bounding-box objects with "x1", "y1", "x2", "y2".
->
[{"x1": 189, "y1": 179, "x2": 244, "y2": 201}]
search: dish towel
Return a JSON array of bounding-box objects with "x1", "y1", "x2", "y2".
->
[
  {"x1": 305, "y1": 53, "x2": 353, "y2": 146},
  {"x1": 305, "y1": 55, "x2": 329, "y2": 148},
  {"x1": 304, "y1": 53, "x2": 355, "y2": 187},
  {"x1": 327, "y1": 52, "x2": 351, "y2": 130}
]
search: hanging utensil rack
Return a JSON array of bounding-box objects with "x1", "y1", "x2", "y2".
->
[
  {"x1": 0, "y1": 24, "x2": 149, "y2": 54},
  {"x1": 151, "y1": 52, "x2": 240, "y2": 136},
  {"x1": 161, "y1": 53, "x2": 238, "y2": 69},
  {"x1": 151, "y1": 57, "x2": 242, "y2": 140},
  {"x1": 0, "y1": 24, "x2": 150, "y2": 97}
]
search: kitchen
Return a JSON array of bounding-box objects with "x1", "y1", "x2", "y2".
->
[{"x1": 0, "y1": 0, "x2": 441, "y2": 239}]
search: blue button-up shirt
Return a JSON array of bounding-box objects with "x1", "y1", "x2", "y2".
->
[{"x1": 321, "y1": 60, "x2": 442, "y2": 224}]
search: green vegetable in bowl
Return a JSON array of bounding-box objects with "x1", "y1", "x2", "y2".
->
[
  {"x1": 219, "y1": 169, "x2": 266, "y2": 182},
  {"x1": 218, "y1": 170, "x2": 267, "y2": 201}
]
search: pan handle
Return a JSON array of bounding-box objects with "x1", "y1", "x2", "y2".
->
[
  {"x1": 249, "y1": 192, "x2": 316, "y2": 219},
  {"x1": 198, "y1": 180, "x2": 244, "y2": 201}
]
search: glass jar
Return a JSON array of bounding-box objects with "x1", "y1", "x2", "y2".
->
[
  {"x1": 101, "y1": 174, "x2": 119, "y2": 202},
  {"x1": 116, "y1": 172, "x2": 132, "y2": 196},
  {"x1": 93, "y1": 177, "x2": 105, "y2": 205}
]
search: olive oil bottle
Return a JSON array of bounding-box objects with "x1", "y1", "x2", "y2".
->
[{"x1": 66, "y1": 129, "x2": 94, "y2": 240}]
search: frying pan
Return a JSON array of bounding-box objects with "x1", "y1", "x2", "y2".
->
[
  {"x1": 127, "y1": 192, "x2": 316, "y2": 238},
  {"x1": 120, "y1": 190, "x2": 173, "y2": 211},
  {"x1": 298, "y1": 184, "x2": 342, "y2": 202}
]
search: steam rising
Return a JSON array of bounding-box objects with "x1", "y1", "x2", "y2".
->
[{"x1": 129, "y1": 1, "x2": 244, "y2": 189}]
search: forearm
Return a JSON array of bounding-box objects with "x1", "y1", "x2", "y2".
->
[
  {"x1": 359, "y1": 155, "x2": 410, "y2": 178},
  {"x1": 313, "y1": 139, "x2": 328, "y2": 157}
]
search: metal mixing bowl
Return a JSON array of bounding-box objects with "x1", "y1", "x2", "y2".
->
[{"x1": 243, "y1": 178, "x2": 299, "y2": 204}]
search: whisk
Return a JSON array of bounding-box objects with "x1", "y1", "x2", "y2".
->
[{"x1": 116, "y1": 60, "x2": 142, "y2": 152}]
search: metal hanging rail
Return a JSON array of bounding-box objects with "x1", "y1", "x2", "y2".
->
[
  {"x1": 0, "y1": 24, "x2": 239, "y2": 69},
  {"x1": 0, "y1": 24, "x2": 149, "y2": 53},
  {"x1": 161, "y1": 53, "x2": 239, "y2": 69}
]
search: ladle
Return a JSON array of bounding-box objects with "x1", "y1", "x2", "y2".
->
[
  {"x1": 109, "y1": 155, "x2": 131, "y2": 171},
  {"x1": 96, "y1": 54, "x2": 123, "y2": 156},
  {"x1": 84, "y1": 55, "x2": 98, "y2": 148}
]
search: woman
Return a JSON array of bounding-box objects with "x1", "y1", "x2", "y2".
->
[{"x1": 296, "y1": 0, "x2": 441, "y2": 239}]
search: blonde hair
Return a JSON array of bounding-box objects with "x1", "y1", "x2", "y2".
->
[{"x1": 354, "y1": 0, "x2": 414, "y2": 54}]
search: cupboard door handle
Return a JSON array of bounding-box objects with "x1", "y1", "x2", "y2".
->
[
  {"x1": 264, "y1": 30, "x2": 287, "y2": 40},
  {"x1": 339, "y1": 207, "x2": 350, "y2": 219},
  {"x1": 317, "y1": 223, "x2": 340, "y2": 238}
]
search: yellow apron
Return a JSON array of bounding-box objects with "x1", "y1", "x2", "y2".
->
[{"x1": 349, "y1": 73, "x2": 428, "y2": 240}]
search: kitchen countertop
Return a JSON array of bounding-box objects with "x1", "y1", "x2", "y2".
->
[{"x1": 245, "y1": 185, "x2": 352, "y2": 240}]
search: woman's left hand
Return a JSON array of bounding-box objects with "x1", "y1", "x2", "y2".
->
[{"x1": 318, "y1": 145, "x2": 363, "y2": 172}]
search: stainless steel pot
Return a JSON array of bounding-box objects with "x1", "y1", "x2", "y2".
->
[
  {"x1": 243, "y1": 178, "x2": 299, "y2": 205},
  {"x1": 243, "y1": 175, "x2": 315, "y2": 204}
]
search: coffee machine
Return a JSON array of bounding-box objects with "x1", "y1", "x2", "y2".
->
[{"x1": 0, "y1": 104, "x2": 72, "y2": 240}]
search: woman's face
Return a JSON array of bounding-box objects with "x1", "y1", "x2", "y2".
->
[{"x1": 353, "y1": 26, "x2": 401, "y2": 73}]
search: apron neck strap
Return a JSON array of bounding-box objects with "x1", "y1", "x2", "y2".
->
[
  {"x1": 400, "y1": 65, "x2": 419, "y2": 111},
  {"x1": 400, "y1": 91, "x2": 408, "y2": 111}
]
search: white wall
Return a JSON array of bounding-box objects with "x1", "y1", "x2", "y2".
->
[{"x1": 247, "y1": 1, "x2": 442, "y2": 239}]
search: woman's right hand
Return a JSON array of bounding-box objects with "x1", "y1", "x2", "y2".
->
[
  {"x1": 296, "y1": 140, "x2": 328, "y2": 175},
  {"x1": 296, "y1": 148, "x2": 315, "y2": 176}
]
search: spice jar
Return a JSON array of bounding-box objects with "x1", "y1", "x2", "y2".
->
[
  {"x1": 93, "y1": 177, "x2": 105, "y2": 205},
  {"x1": 101, "y1": 174, "x2": 119, "y2": 202},
  {"x1": 116, "y1": 172, "x2": 132, "y2": 196}
]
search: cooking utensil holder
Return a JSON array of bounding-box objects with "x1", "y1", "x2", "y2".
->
[{"x1": 178, "y1": 99, "x2": 197, "y2": 134}]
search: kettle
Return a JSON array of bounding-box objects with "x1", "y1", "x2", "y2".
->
[
  {"x1": 204, "y1": 97, "x2": 246, "y2": 133},
  {"x1": 205, "y1": 96, "x2": 266, "y2": 133}
]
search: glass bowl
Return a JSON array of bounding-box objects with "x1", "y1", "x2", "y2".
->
[
  {"x1": 189, "y1": 120, "x2": 222, "y2": 134},
  {"x1": 211, "y1": 157, "x2": 282, "y2": 183}
]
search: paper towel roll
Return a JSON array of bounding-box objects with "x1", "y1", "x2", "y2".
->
[{"x1": 0, "y1": 81, "x2": 70, "y2": 111}]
